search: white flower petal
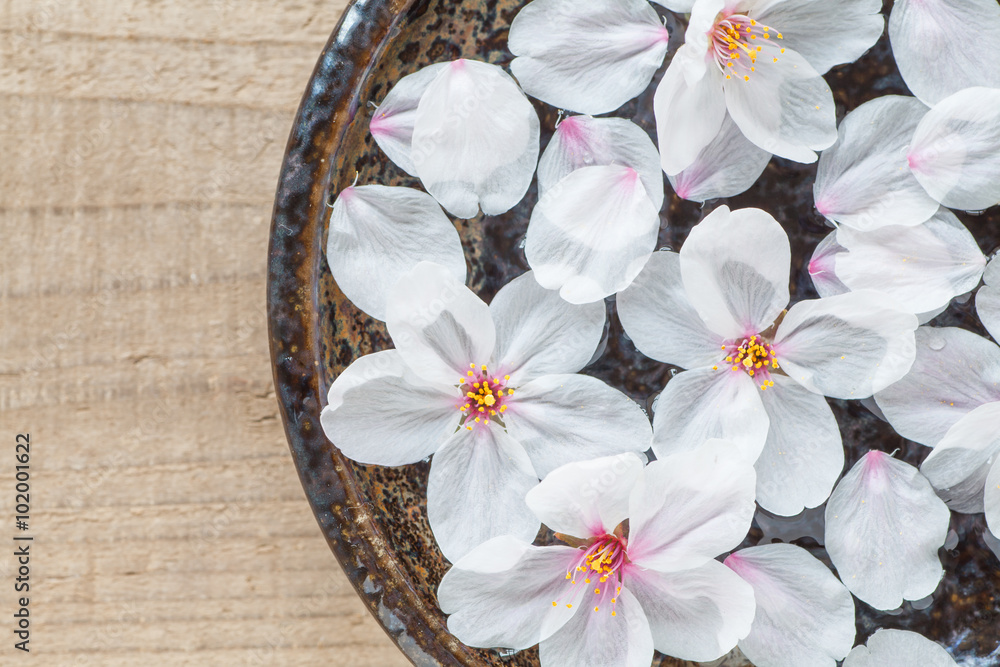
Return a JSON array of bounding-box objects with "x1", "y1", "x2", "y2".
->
[
  {"x1": 538, "y1": 586, "x2": 653, "y2": 667},
  {"x1": 655, "y1": 51, "x2": 728, "y2": 175},
  {"x1": 525, "y1": 165, "x2": 660, "y2": 304},
  {"x1": 843, "y1": 629, "x2": 958, "y2": 667},
  {"x1": 725, "y1": 543, "x2": 856, "y2": 667},
  {"x1": 755, "y1": 375, "x2": 843, "y2": 516},
  {"x1": 427, "y1": 426, "x2": 540, "y2": 562},
  {"x1": 327, "y1": 185, "x2": 467, "y2": 321},
  {"x1": 525, "y1": 453, "x2": 645, "y2": 539},
  {"x1": 680, "y1": 206, "x2": 791, "y2": 339},
  {"x1": 832, "y1": 209, "x2": 986, "y2": 315},
  {"x1": 825, "y1": 451, "x2": 950, "y2": 610},
  {"x1": 438, "y1": 536, "x2": 582, "y2": 650},
  {"x1": 751, "y1": 0, "x2": 884, "y2": 75},
  {"x1": 626, "y1": 560, "x2": 755, "y2": 663},
  {"x1": 920, "y1": 401, "x2": 1000, "y2": 513},
  {"x1": 668, "y1": 113, "x2": 772, "y2": 202},
  {"x1": 978, "y1": 256, "x2": 1000, "y2": 344},
  {"x1": 875, "y1": 327, "x2": 1000, "y2": 446},
  {"x1": 651, "y1": 367, "x2": 769, "y2": 463},
  {"x1": 505, "y1": 374, "x2": 653, "y2": 479},
  {"x1": 813, "y1": 95, "x2": 937, "y2": 230},
  {"x1": 627, "y1": 439, "x2": 757, "y2": 573},
  {"x1": 508, "y1": 0, "x2": 670, "y2": 115},
  {"x1": 908, "y1": 87, "x2": 1000, "y2": 212},
  {"x1": 617, "y1": 251, "x2": 726, "y2": 369},
  {"x1": 369, "y1": 63, "x2": 449, "y2": 176},
  {"x1": 489, "y1": 271, "x2": 606, "y2": 385},
  {"x1": 724, "y1": 44, "x2": 837, "y2": 163},
  {"x1": 650, "y1": 0, "x2": 694, "y2": 12},
  {"x1": 889, "y1": 0, "x2": 1000, "y2": 106},
  {"x1": 774, "y1": 290, "x2": 918, "y2": 399},
  {"x1": 386, "y1": 261, "x2": 496, "y2": 386},
  {"x1": 986, "y1": 459, "x2": 1000, "y2": 539},
  {"x1": 537, "y1": 115, "x2": 664, "y2": 211},
  {"x1": 320, "y1": 350, "x2": 456, "y2": 466},
  {"x1": 412, "y1": 59, "x2": 540, "y2": 218},
  {"x1": 808, "y1": 232, "x2": 850, "y2": 298}
]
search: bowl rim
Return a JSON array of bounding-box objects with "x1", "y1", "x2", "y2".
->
[{"x1": 266, "y1": 1, "x2": 482, "y2": 664}]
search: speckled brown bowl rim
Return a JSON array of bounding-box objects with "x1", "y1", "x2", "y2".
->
[{"x1": 267, "y1": 1, "x2": 480, "y2": 664}]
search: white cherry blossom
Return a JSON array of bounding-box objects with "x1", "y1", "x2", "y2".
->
[
  {"x1": 437, "y1": 444, "x2": 757, "y2": 666},
  {"x1": 320, "y1": 263, "x2": 652, "y2": 561},
  {"x1": 618, "y1": 206, "x2": 918, "y2": 516},
  {"x1": 844, "y1": 629, "x2": 958, "y2": 667}
]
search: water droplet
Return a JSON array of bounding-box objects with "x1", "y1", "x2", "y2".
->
[
  {"x1": 517, "y1": 237, "x2": 527, "y2": 250},
  {"x1": 582, "y1": 155, "x2": 594, "y2": 165},
  {"x1": 668, "y1": 367, "x2": 681, "y2": 378},
  {"x1": 944, "y1": 529, "x2": 959, "y2": 551},
  {"x1": 911, "y1": 594, "x2": 935, "y2": 611},
  {"x1": 648, "y1": 392, "x2": 661, "y2": 414},
  {"x1": 657, "y1": 246, "x2": 674, "y2": 252},
  {"x1": 928, "y1": 335, "x2": 946, "y2": 351},
  {"x1": 497, "y1": 648, "x2": 519, "y2": 660}
]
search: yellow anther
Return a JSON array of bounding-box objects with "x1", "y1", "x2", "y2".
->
[
  {"x1": 595, "y1": 589, "x2": 600, "y2": 594},
  {"x1": 467, "y1": 370, "x2": 474, "y2": 376},
  {"x1": 500, "y1": 405, "x2": 508, "y2": 413},
  {"x1": 594, "y1": 607, "x2": 599, "y2": 612},
  {"x1": 504, "y1": 375, "x2": 510, "y2": 380},
  {"x1": 612, "y1": 611, "x2": 617, "y2": 617},
  {"x1": 474, "y1": 417, "x2": 481, "y2": 423},
  {"x1": 484, "y1": 395, "x2": 496, "y2": 407},
  {"x1": 466, "y1": 425, "x2": 473, "y2": 430},
  {"x1": 567, "y1": 604, "x2": 573, "y2": 609},
  {"x1": 481, "y1": 365, "x2": 487, "y2": 371},
  {"x1": 552, "y1": 601, "x2": 557, "y2": 607}
]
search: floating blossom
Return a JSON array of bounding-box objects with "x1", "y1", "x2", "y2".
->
[
  {"x1": 724, "y1": 543, "x2": 856, "y2": 667},
  {"x1": 437, "y1": 445, "x2": 757, "y2": 665},
  {"x1": 668, "y1": 113, "x2": 771, "y2": 202},
  {"x1": 907, "y1": 87, "x2": 1000, "y2": 212},
  {"x1": 844, "y1": 629, "x2": 958, "y2": 667},
  {"x1": 656, "y1": 0, "x2": 882, "y2": 174},
  {"x1": 825, "y1": 451, "x2": 950, "y2": 610},
  {"x1": 889, "y1": 0, "x2": 1000, "y2": 106},
  {"x1": 618, "y1": 206, "x2": 918, "y2": 516},
  {"x1": 326, "y1": 184, "x2": 466, "y2": 321},
  {"x1": 370, "y1": 59, "x2": 540, "y2": 218},
  {"x1": 807, "y1": 209, "x2": 986, "y2": 317},
  {"x1": 508, "y1": 0, "x2": 670, "y2": 115},
  {"x1": 321, "y1": 263, "x2": 652, "y2": 561},
  {"x1": 813, "y1": 96, "x2": 938, "y2": 231}
]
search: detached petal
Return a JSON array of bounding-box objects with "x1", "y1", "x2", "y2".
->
[
  {"x1": 808, "y1": 233, "x2": 850, "y2": 299},
  {"x1": 651, "y1": 367, "x2": 769, "y2": 463},
  {"x1": 813, "y1": 95, "x2": 937, "y2": 231},
  {"x1": 889, "y1": 0, "x2": 1000, "y2": 106},
  {"x1": 723, "y1": 44, "x2": 837, "y2": 163},
  {"x1": 668, "y1": 113, "x2": 772, "y2": 202},
  {"x1": 386, "y1": 262, "x2": 496, "y2": 386},
  {"x1": 978, "y1": 256, "x2": 1000, "y2": 344},
  {"x1": 833, "y1": 209, "x2": 986, "y2": 315},
  {"x1": 525, "y1": 165, "x2": 660, "y2": 304},
  {"x1": 617, "y1": 251, "x2": 726, "y2": 370},
  {"x1": 505, "y1": 374, "x2": 653, "y2": 479},
  {"x1": 427, "y1": 426, "x2": 540, "y2": 562},
  {"x1": 438, "y1": 536, "x2": 582, "y2": 650},
  {"x1": 321, "y1": 350, "x2": 456, "y2": 466},
  {"x1": 755, "y1": 375, "x2": 843, "y2": 517},
  {"x1": 627, "y1": 439, "x2": 757, "y2": 573},
  {"x1": 525, "y1": 453, "x2": 644, "y2": 539},
  {"x1": 509, "y1": 0, "x2": 670, "y2": 115},
  {"x1": 627, "y1": 560, "x2": 755, "y2": 663},
  {"x1": 751, "y1": 0, "x2": 884, "y2": 75},
  {"x1": 825, "y1": 451, "x2": 950, "y2": 610},
  {"x1": 489, "y1": 271, "x2": 606, "y2": 385},
  {"x1": 412, "y1": 59, "x2": 540, "y2": 218},
  {"x1": 875, "y1": 327, "x2": 1000, "y2": 446},
  {"x1": 327, "y1": 185, "x2": 466, "y2": 320},
  {"x1": 537, "y1": 115, "x2": 664, "y2": 211},
  {"x1": 655, "y1": 51, "x2": 728, "y2": 175},
  {"x1": 774, "y1": 290, "x2": 918, "y2": 399},
  {"x1": 908, "y1": 87, "x2": 1000, "y2": 212},
  {"x1": 844, "y1": 629, "x2": 958, "y2": 667},
  {"x1": 986, "y1": 459, "x2": 1000, "y2": 539},
  {"x1": 369, "y1": 63, "x2": 448, "y2": 176},
  {"x1": 725, "y1": 543, "x2": 856, "y2": 667},
  {"x1": 920, "y1": 401, "x2": 1000, "y2": 513},
  {"x1": 680, "y1": 206, "x2": 791, "y2": 340}
]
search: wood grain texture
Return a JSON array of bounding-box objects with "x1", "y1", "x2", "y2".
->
[{"x1": 0, "y1": 0, "x2": 412, "y2": 663}]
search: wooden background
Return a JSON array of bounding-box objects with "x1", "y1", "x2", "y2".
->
[{"x1": 0, "y1": 0, "x2": 411, "y2": 664}]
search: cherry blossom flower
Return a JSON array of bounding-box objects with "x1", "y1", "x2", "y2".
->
[
  {"x1": 656, "y1": 0, "x2": 883, "y2": 175},
  {"x1": 320, "y1": 263, "x2": 652, "y2": 561},
  {"x1": 508, "y1": 0, "x2": 671, "y2": 115},
  {"x1": 369, "y1": 59, "x2": 540, "y2": 218},
  {"x1": 437, "y1": 445, "x2": 757, "y2": 666},
  {"x1": 618, "y1": 206, "x2": 918, "y2": 516},
  {"x1": 724, "y1": 543, "x2": 856, "y2": 667},
  {"x1": 844, "y1": 629, "x2": 958, "y2": 667},
  {"x1": 824, "y1": 451, "x2": 950, "y2": 610}
]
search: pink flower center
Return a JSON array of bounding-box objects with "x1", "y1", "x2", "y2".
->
[
  {"x1": 553, "y1": 533, "x2": 629, "y2": 617},
  {"x1": 714, "y1": 335, "x2": 780, "y2": 390},
  {"x1": 457, "y1": 364, "x2": 512, "y2": 430},
  {"x1": 709, "y1": 13, "x2": 784, "y2": 82}
]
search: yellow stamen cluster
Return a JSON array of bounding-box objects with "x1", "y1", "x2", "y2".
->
[
  {"x1": 458, "y1": 364, "x2": 511, "y2": 430},
  {"x1": 718, "y1": 336, "x2": 779, "y2": 390},
  {"x1": 713, "y1": 14, "x2": 784, "y2": 82}
]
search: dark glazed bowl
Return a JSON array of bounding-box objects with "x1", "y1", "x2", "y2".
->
[{"x1": 268, "y1": 0, "x2": 1000, "y2": 665}]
